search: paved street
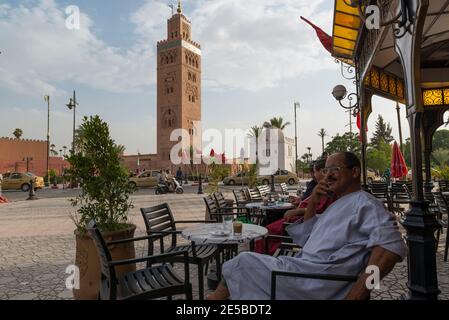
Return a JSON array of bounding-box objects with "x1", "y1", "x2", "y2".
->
[{"x1": 0, "y1": 192, "x2": 448, "y2": 300}]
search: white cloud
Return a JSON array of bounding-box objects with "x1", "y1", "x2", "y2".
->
[
  {"x1": 133, "y1": 0, "x2": 334, "y2": 91},
  {"x1": 0, "y1": 0, "x2": 154, "y2": 95}
]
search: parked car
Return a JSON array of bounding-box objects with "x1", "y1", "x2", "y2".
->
[
  {"x1": 223, "y1": 169, "x2": 299, "y2": 186},
  {"x1": 258, "y1": 169, "x2": 298, "y2": 186},
  {"x1": 366, "y1": 169, "x2": 378, "y2": 184},
  {"x1": 222, "y1": 172, "x2": 249, "y2": 186},
  {"x1": 1, "y1": 172, "x2": 44, "y2": 192},
  {"x1": 128, "y1": 170, "x2": 160, "y2": 188}
]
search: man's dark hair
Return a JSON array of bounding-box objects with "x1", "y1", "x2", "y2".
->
[
  {"x1": 314, "y1": 158, "x2": 327, "y2": 171},
  {"x1": 340, "y1": 152, "x2": 361, "y2": 169}
]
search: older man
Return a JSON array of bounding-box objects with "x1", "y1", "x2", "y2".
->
[{"x1": 208, "y1": 152, "x2": 407, "y2": 300}]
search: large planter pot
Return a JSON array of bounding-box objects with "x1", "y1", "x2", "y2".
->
[{"x1": 73, "y1": 224, "x2": 136, "y2": 300}]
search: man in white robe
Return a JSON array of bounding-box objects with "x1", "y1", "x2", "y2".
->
[{"x1": 208, "y1": 152, "x2": 407, "y2": 300}]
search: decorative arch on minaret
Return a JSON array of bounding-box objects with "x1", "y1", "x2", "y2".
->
[{"x1": 162, "y1": 109, "x2": 177, "y2": 129}]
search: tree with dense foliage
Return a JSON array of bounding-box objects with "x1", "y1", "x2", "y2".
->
[
  {"x1": 13, "y1": 128, "x2": 23, "y2": 139},
  {"x1": 324, "y1": 132, "x2": 361, "y2": 157},
  {"x1": 432, "y1": 148, "x2": 449, "y2": 166},
  {"x1": 366, "y1": 140, "x2": 392, "y2": 174},
  {"x1": 66, "y1": 115, "x2": 134, "y2": 233},
  {"x1": 370, "y1": 115, "x2": 394, "y2": 149},
  {"x1": 432, "y1": 129, "x2": 449, "y2": 151}
]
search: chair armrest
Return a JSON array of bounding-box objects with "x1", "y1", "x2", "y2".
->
[
  {"x1": 109, "y1": 250, "x2": 189, "y2": 267},
  {"x1": 265, "y1": 235, "x2": 293, "y2": 243},
  {"x1": 107, "y1": 234, "x2": 159, "y2": 246},
  {"x1": 278, "y1": 242, "x2": 301, "y2": 250},
  {"x1": 270, "y1": 271, "x2": 358, "y2": 300},
  {"x1": 175, "y1": 220, "x2": 217, "y2": 224}
]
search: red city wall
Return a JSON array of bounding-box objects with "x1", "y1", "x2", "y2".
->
[{"x1": 0, "y1": 137, "x2": 69, "y2": 176}]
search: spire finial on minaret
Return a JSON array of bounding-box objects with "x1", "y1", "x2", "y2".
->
[{"x1": 177, "y1": 0, "x2": 182, "y2": 14}]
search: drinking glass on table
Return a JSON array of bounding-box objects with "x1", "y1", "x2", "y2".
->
[{"x1": 222, "y1": 215, "x2": 233, "y2": 232}]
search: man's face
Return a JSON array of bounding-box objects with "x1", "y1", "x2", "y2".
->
[{"x1": 324, "y1": 154, "x2": 360, "y2": 195}]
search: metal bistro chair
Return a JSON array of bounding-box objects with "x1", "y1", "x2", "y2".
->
[
  {"x1": 367, "y1": 181, "x2": 392, "y2": 211},
  {"x1": 439, "y1": 180, "x2": 449, "y2": 192},
  {"x1": 433, "y1": 192, "x2": 449, "y2": 261},
  {"x1": 390, "y1": 182, "x2": 412, "y2": 217},
  {"x1": 270, "y1": 271, "x2": 360, "y2": 300},
  {"x1": 246, "y1": 188, "x2": 263, "y2": 202},
  {"x1": 140, "y1": 204, "x2": 219, "y2": 300},
  {"x1": 87, "y1": 220, "x2": 192, "y2": 300},
  {"x1": 233, "y1": 189, "x2": 250, "y2": 207},
  {"x1": 279, "y1": 183, "x2": 289, "y2": 195},
  {"x1": 257, "y1": 185, "x2": 271, "y2": 197}
]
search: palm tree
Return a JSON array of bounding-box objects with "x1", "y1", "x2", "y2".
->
[
  {"x1": 247, "y1": 126, "x2": 263, "y2": 164},
  {"x1": 263, "y1": 117, "x2": 291, "y2": 130},
  {"x1": 307, "y1": 147, "x2": 312, "y2": 162},
  {"x1": 63, "y1": 146, "x2": 67, "y2": 157},
  {"x1": 13, "y1": 128, "x2": 23, "y2": 139},
  {"x1": 318, "y1": 129, "x2": 327, "y2": 155}
]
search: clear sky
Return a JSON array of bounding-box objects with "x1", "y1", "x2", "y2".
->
[{"x1": 0, "y1": 0, "x2": 415, "y2": 159}]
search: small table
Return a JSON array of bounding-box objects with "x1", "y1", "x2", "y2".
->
[
  {"x1": 181, "y1": 223, "x2": 268, "y2": 289},
  {"x1": 245, "y1": 201, "x2": 295, "y2": 225}
]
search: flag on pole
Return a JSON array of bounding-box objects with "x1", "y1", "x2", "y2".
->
[{"x1": 300, "y1": 16, "x2": 332, "y2": 53}]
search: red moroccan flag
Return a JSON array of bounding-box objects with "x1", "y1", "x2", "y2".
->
[{"x1": 300, "y1": 16, "x2": 332, "y2": 53}]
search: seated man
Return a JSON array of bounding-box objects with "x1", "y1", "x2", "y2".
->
[
  {"x1": 208, "y1": 152, "x2": 407, "y2": 300},
  {"x1": 254, "y1": 158, "x2": 336, "y2": 255}
]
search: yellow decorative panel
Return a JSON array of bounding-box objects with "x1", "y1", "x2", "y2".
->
[
  {"x1": 364, "y1": 74, "x2": 370, "y2": 86},
  {"x1": 444, "y1": 89, "x2": 449, "y2": 105},
  {"x1": 333, "y1": 47, "x2": 353, "y2": 57},
  {"x1": 380, "y1": 73, "x2": 389, "y2": 92},
  {"x1": 334, "y1": 25, "x2": 358, "y2": 41},
  {"x1": 389, "y1": 78, "x2": 397, "y2": 95},
  {"x1": 397, "y1": 81, "x2": 404, "y2": 98},
  {"x1": 334, "y1": 12, "x2": 361, "y2": 29},
  {"x1": 336, "y1": 0, "x2": 359, "y2": 15},
  {"x1": 334, "y1": 37, "x2": 356, "y2": 50},
  {"x1": 371, "y1": 69, "x2": 380, "y2": 89},
  {"x1": 423, "y1": 90, "x2": 443, "y2": 106}
]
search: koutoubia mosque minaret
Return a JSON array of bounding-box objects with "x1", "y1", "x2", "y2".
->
[{"x1": 156, "y1": 0, "x2": 202, "y2": 168}]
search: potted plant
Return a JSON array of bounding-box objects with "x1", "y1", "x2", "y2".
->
[{"x1": 66, "y1": 115, "x2": 136, "y2": 300}]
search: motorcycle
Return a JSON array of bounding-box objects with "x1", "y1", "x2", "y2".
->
[{"x1": 155, "y1": 178, "x2": 184, "y2": 195}]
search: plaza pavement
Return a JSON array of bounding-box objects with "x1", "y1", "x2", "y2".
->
[{"x1": 0, "y1": 192, "x2": 448, "y2": 300}]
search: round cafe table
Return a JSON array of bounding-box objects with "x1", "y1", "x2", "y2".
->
[
  {"x1": 181, "y1": 223, "x2": 268, "y2": 290},
  {"x1": 245, "y1": 201, "x2": 295, "y2": 226}
]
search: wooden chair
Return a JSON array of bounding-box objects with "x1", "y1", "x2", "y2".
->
[
  {"x1": 87, "y1": 220, "x2": 192, "y2": 300},
  {"x1": 140, "y1": 204, "x2": 218, "y2": 300},
  {"x1": 433, "y1": 192, "x2": 449, "y2": 261}
]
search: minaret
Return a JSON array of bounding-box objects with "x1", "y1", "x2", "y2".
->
[{"x1": 156, "y1": 3, "x2": 202, "y2": 168}]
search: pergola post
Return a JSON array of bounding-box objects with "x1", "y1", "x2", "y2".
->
[
  {"x1": 359, "y1": 88, "x2": 373, "y2": 188},
  {"x1": 394, "y1": 0, "x2": 440, "y2": 300}
]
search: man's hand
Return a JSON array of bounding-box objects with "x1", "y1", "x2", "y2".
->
[{"x1": 309, "y1": 181, "x2": 330, "y2": 205}]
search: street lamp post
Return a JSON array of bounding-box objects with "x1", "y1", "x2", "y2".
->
[
  {"x1": 44, "y1": 95, "x2": 50, "y2": 187},
  {"x1": 23, "y1": 157, "x2": 33, "y2": 172},
  {"x1": 66, "y1": 91, "x2": 78, "y2": 155},
  {"x1": 294, "y1": 102, "x2": 300, "y2": 178},
  {"x1": 332, "y1": 84, "x2": 368, "y2": 186}
]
